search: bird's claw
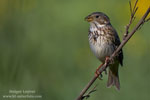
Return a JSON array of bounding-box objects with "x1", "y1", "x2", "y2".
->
[
  {"x1": 104, "y1": 69, "x2": 107, "y2": 75},
  {"x1": 105, "y1": 56, "x2": 114, "y2": 65},
  {"x1": 95, "y1": 69, "x2": 103, "y2": 80},
  {"x1": 98, "y1": 74, "x2": 103, "y2": 80}
]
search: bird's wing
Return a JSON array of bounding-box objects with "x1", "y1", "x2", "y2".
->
[
  {"x1": 114, "y1": 33, "x2": 123, "y2": 66},
  {"x1": 107, "y1": 25, "x2": 123, "y2": 66}
]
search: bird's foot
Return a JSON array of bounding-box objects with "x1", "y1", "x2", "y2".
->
[
  {"x1": 95, "y1": 63, "x2": 103, "y2": 80},
  {"x1": 105, "y1": 56, "x2": 110, "y2": 63},
  {"x1": 104, "y1": 69, "x2": 107, "y2": 75},
  {"x1": 105, "y1": 56, "x2": 114, "y2": 64}
]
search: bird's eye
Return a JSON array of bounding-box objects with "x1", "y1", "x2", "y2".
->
[{"x1": 96, "y1": 16, "x2": 99, "y2": 18}]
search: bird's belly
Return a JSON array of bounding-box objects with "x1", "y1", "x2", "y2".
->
[{"x1": 89, "y1": 41, "x2": 115, "y2": 62}]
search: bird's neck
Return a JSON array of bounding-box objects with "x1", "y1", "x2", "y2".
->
[{"x1": 89, "y1": 22, "x2": 106, "y2": 32}]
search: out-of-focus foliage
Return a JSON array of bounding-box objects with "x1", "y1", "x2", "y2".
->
[
  {"x1": 0, "y1": 0, "x2": 150, "y2": 100},
  {"x1": 134, "y1": 0, "x2": 150, "y2": 18}
]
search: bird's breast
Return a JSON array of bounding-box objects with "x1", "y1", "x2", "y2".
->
[{"x1": 89, "y1": 28, "x2": 115, "y2": 62}]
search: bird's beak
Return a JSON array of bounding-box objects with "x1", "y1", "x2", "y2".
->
[{"x1": 85, "y1": 16, "x2": 93, "y2": 22}]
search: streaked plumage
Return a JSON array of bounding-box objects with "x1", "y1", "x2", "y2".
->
[{"x1": 85, "y1": 12, "x2": 123, "y2": 90}]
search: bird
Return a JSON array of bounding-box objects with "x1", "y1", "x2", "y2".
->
[{"x1": 85, "y1": 12, "x2": 123, "y2": 90}]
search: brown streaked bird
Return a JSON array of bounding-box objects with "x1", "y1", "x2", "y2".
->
[{"x1": 85, "y1": 12, "x2": 123, "y2": 90}]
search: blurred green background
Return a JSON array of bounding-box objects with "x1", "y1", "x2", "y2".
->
[{"x1": 0, "y1": 0, "x2": 150, "y2": 100}]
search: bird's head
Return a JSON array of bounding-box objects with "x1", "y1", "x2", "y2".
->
[{"x1": 85, "y1": 12, "x2": 110, "y2": 26}]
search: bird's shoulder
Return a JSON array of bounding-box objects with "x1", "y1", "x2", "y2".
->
[{"x1": 103, "y1": 25, "x2": 124, "y2": 66}]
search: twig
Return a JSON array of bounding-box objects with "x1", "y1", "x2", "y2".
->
[
  {"x1": 145, "y1": 17, "x2": 150, "y2": 22},
  {"x1": 76, "y1": 6, "x2": 150, "y2": 100},
  {"x1": 129, "y1": 1, "x2": 132, "y2": 15},
  {"x1": 124, "y1": 0, "x2": 138, "y2": 40},
  {"x1": 81, "y1": 84, "x2": 98, "y2": 100}
]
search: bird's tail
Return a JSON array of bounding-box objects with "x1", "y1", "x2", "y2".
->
[{"x1": 107, "y1": 63, "x2": 120, "y2": 90}]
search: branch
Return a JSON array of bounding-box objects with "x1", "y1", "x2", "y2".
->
[{"x1": 76, "y1": 6, "x2": 150, "y2": 100}]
